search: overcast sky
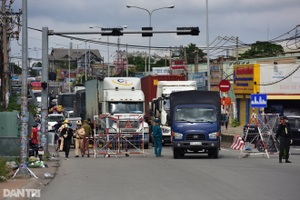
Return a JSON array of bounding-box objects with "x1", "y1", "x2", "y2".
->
[{"x1": 10, "y1": 0, "x2": 300, "y2": 62}]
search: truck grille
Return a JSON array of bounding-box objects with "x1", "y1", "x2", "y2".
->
[
  {"x1": 186, "y1": 134, "x2": 206, "y2": 140},
  {"x1": 119, "y1": 121, "x2": 139, "y2": 129},
  {"x1": 121, "y1": 128, "x2": 138, "y2": 133}
]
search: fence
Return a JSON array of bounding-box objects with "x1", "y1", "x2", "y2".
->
[{"x1": 85, "y1": 114, "x2": 145, "y2": 158}]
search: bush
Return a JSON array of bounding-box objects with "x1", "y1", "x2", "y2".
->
[
  {"x1": 0, "y1": 158, "x2": 11, "y2": 182},
  {"x1": 231, "y1": 118, "x2": 241, "y2": 127}
]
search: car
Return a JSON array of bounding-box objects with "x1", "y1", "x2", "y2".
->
[
  {"x1": 243, "y1": 116, "x2": 300, "y2": 147},
  {"x1": 243, "y1": 124, "x2": 259, "y2": 142},
  {"x1": 286, "y1": 116, "x2": 300, "y2": 146},
  {"x1": 48, "y1": 113, "x2": 65, "y2": 131}
]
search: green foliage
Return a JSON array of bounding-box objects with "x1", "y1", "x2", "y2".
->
[
  {"x1": 240, "y1": 41, "x2": 284, "y2": 59},
  {"x1": 1, "y1": 95, "x2": 37, "y2": 116},
  {"x1": 230, "y1": 118, "x2": 241, "y2": 127},
  {"x1": 0, "y1": 158, "x2": 12, "y2": 181},
  {"x1": 10, "y1": 62, "x2": 22, "y2": 74},
  {"x1": 177, "y1": 43, "x2": 205, "y2": 64}
]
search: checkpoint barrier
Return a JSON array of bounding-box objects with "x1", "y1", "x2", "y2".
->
[
  {"x1": 230, "y1": 135, "x2": 245, "y2": 150},
  {"x1": 86, "y1": 114, "x2": 145, "y2": 158}
]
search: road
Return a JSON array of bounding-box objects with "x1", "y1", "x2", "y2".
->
[{"x1": 36, "y1": 145, "x2": 300, "y2": 200}]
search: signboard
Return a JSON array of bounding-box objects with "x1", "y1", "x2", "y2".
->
[
  {"x1": 250, "y1": 94, "x2": 267, "y2": 108},
  {"x1": 152, "y1": 67, "x2": 170, "y2": 75},
  {"x1": 219, "y1": 80, "x2": 231, "y2": 92},
  {"x1": 221, "y1": 97, "x2": 232, "y2": 106},
  {"x1": 259, "y1": 63, "x2": 300, "y2": 94},
  {"x1": 233, "y1": 64, "x2": 260, "y2": 94}
]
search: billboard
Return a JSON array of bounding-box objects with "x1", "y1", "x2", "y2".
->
[{"x1": 259, "y1": 63, "x2": 300, "y2": 94}]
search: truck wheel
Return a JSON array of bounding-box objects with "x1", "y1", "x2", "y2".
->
[
  {"x1": 208, "y1": 148, "x2": 219, "y2": 159},
  {"x1": 144, "y1": 142, "x2": 149, "y2": 149},
  {"x1": 173, "y1": 149, "x2": 180, "y2": 159}
]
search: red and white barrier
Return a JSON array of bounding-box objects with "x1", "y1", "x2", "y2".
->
[{"x1": 231, "y1": 135, "x2": 245, "y2": 150}]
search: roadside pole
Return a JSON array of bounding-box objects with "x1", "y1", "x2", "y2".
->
[
  {"x1": 15, "y1": 0, "x2": 29, "y2": 177},
  {"x1": 41, "y1": 27, "x2": 49, "y2": 155}
]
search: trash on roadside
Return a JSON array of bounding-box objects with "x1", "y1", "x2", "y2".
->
[
  {"x1": 28, "y1": 161, "x2": 45, "y2": 168},
  {"x1": 6, "y1": 161, "x2": 18, "y2": 170},
  {"x1": 0, "y1": 175, "x2": 7, "y2": 181},
  {"x1": 44, "y1": 172, "x2": 54, "y2": 179}
]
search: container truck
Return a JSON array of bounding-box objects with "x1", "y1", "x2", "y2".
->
[
  {"x1": 85, "y1": 77, "x2": 150, "y2": 149},
  {"x1": 151, "y1": 81, "x2": 197, "y2": 144},
  {"x1": 168, "y1": 90, "x2": 221, "y2": 159},
  {"x1": 141, "y1": 75, "x2": 186, "y2": 124}
]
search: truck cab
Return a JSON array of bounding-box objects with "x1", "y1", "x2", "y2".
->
[
  {"x1": 151, "y1": 81, "x2": 197, "y2": 144},
  {"x1": 168, "y1": 90, "x2": 221, "y2": 159}
]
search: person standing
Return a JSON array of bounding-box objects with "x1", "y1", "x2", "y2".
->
[
  {"x1": 276, "y1": 116, "x2": 292, "y2": 163},
  {"x1": 82, "y1": 119, "x2": 92, "y2": 154},
  {"x1": 30, "y1": 124, "x2": 39, "y2": 157},
  {"x1": 54, "y1": 120, "x2": 63, "y2": 151},
  {"x1": 61, "y1": 122, "x2": 73, "y2": 159},
  {"x1": 74, "y1": 121, "x2": 85, "y2": 157},
  {"x1": 58, "y1": 120, "x2": 69, "y2": 151},
  {"x1": 152, "y1": 118, "x2": 163, "y2": 157},
  {"x1": 224, "y1": 112, "x2": 229, "y2": 130}
]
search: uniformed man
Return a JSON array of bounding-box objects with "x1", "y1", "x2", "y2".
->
[
  {"x1": 276, "y1": 116, "x2": 292, "y2": 163},
  {"x1": 152, "y1": 118, "x2": 163, "y2": 157},
  {"x1": 82, "y1": 120, "x2": 92, "y2": 155},
  {"x1": 74, "y1": 121, "x2": 85, "y2": 157}
]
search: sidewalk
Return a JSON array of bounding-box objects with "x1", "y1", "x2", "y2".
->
[
  {"x1": 0, "y1": 146, "x2": 60, "y2": 199},
  {"x1": 221, "y1": 125, "x2": 243, "y2": 148}
]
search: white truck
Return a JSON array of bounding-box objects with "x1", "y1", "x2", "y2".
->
[
  {"x1": 151, "y1": 81, "x2": 197, "y2": 144},
  {"x1": 85, "y1": 77, "x2": 150, "y2": 149}
]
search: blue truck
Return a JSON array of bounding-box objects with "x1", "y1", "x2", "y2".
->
[{"x1": 168, "y1": 90, "x2": 221, "y2": 159}]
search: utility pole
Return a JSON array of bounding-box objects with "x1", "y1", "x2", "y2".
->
[
  {"x1": 41, "y1": 27, "x2": 49, "y2": 155},
  {"x1": 236, "y1": 36, "x2": 239, "y2": 63},
  {"x1": 1, "y1": 0, "x2": 9, "y2": 109},
  {"x1": 194, "y1": 49, "x2": 198, "y2": 73},
  {"x1": 1, "y1": 0, "x2": 21, "y2": 109}
]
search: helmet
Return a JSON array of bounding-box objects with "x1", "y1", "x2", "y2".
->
[
  {"x1": 280, "y1": 116, "x2": 287, "y2": 120},
  {"x1": 64, "y1": 119, "x2": 69, "y2": 124},
  {"x1": 76, "y1": 121, "x2": 82, "y2": 126}
]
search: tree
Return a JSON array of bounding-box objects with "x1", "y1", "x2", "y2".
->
[
  {"x1": 240, "y1": 41, "x2": 284, "y2": 59},
  {"x1": 176, "y1": 43, "x2": 205, "y2": 64}
]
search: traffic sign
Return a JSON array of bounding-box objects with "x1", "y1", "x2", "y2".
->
[
  {"x1": 219, "y1": 80, "x2": 231, "y2": 92},
  {"x1": 250, "y1": 94, "x2": 267, "y2": 108}
]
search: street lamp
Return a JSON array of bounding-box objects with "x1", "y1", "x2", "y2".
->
[{"x1": 126, "y1": 4, "x2": 175, "y2": 73}]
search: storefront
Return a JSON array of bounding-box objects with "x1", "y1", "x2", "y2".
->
[{"x1": 233, "y1": 63, "x2": 300, "y2": 125}]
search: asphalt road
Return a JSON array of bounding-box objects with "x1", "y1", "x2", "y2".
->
[{"x1": 36, "y1": 146, "x2": 300, "y2": 200}]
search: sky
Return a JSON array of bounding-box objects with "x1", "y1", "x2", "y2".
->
[{"x1": 9, "y1": 0, "x2": 300, "y2": 63}]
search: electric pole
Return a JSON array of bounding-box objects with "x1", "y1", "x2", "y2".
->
[{"x1": 0, "y1": 0, "x2": 21, "y2": 109}]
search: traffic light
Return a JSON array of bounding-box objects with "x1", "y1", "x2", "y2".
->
[
  {"x1": 101, "y1": 28, "x2": 123, "y2": 36},
  {"x1": 177, "y1": 27, "x2": 200, "y2": 36},
  {"x1": 142, "y1": 27, "x2": 153, "y2": 37}
]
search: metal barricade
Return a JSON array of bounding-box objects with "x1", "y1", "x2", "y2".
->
[{"x1": 88, "y1": 114, "x2": 145, "y2": 158}]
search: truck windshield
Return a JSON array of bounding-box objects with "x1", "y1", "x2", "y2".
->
[
  {"x1": 109, "y1": 102, "x2": 143, "y2": 114},
  {"x1": 174, "y1": 107, "x2": 216, "y2": 123}
]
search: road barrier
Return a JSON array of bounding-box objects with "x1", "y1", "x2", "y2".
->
[{"x1": 85, "y1": 114, "x2": 145, "y2": 158}]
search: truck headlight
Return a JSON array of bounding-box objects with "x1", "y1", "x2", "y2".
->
[
  {"x1": 173, "y1": 132, "x2": 183, "y2": 139},
  {"x1": 209, "y1": 132, "x2": 218, "y2": 139},
  {"x1": 161, "y1": 127, "x2": 171, "y2": 134}
]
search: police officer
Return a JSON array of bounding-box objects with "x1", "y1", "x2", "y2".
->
[
  {"x1": 74, "y1": 121, "x2": 85, "y2": 157},
  {"x1": 276, "y1": 116, "x2": 292, "y2": 163}
]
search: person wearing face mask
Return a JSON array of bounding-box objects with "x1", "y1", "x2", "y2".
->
[
  {"x1": 276, "y1": 116, "x2": 292, "y2": 163},
  {"x1": 61, "y1": 122, "x2": 74, "y2": 159}
]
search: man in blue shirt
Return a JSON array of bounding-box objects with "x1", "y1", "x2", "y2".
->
[{"x1": 152, "y1": 118, "x2": 163, "y2": 157}]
